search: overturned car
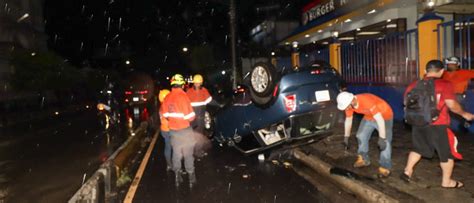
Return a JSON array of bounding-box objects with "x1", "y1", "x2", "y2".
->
[{"x1": 209, "y1": 60, "x2": 344, "y2": 154}]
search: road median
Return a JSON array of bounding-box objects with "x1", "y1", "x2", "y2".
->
[
  {"x1": 293, "y1": 128, "x2": 474, "y2": 202},
  {"x1": 68, "y1": 121, "x2": 152, "y2": 203},
  {"x1": 293, "y1": 148, "x2": 400, "y2": 203}
]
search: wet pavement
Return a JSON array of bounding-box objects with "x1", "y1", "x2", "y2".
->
[
  {"x1": 131, "y1": 135, "x2": 325, "y2": 203},
  {"x1": 0, "y1": 108, "x2": 129, "y2": 202},
  {"x1": 301, "y1": 122, "x2": 474, "y2": 202}
]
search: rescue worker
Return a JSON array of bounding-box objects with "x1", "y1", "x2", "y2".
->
[
  {"x1": 337, "y1": 91, "x2": 394, "y2": 177},
  {"x1": 443, "y1": 56, "x2": 474, "y2": 102},
  {"x1": 160, "y1": 74, "x2": 197, "y2": 188},
  {"x1": 186, "y1": 74, "x2": 212, "y2": 134},
  {"x1": 402, "y1": 60, "x2": 474, "y2": 188},
  {"x1": 158, "y1": 89, "x2": 172, "y2": 171}
]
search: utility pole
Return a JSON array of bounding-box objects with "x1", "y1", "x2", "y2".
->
[{"x1": 229, "y1": 0, "x2": 238, "y2": 89}]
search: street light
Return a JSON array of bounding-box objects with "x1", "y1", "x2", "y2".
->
[
  {"x1": 427, "y1": 1, "x2": 435, "y2": 7},
  {"x1": 292, "y1": 41, "x2": 298, "y2": 48},
  {"x1": 221, "y1": 70, "x2": 226, "y2": 75},
  {"x1": 182, "y1": 47, "x2": 188, "y2": 52},
  {"x1": 125, "y1": 60, "x2": 131, "y2": 65},
  {"x1": 271, "y1": 52, "x2": 275, "y2": 56}
]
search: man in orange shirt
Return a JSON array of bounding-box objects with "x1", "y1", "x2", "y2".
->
[
  {"x1": 443, "y1": 56, "x2": 474, "y2": 101},
  {"x1": 161, "y1": 74, "x2": 197, "y2": 188},
  {"x1": 186, "y1": 74, "x2": 212, "y2": 134},
  {"x1": 337, "y1": 92, "x2": 394, "y2": 177}
]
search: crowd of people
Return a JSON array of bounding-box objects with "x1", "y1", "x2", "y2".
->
[
  {"x1": 158, "y1": 73, "x2": 213, "y2": 188},
  {"x1": 336, "y1": 57, "x2": 474, "y2": 188},
  {"x1": 156, "y1": 57, "x2": 473, "y2": 190}
]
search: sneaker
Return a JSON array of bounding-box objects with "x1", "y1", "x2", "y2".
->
[
  {"x1": 353, "y1": 155, "x2": 370, "y2": 168},
  {"x1": 188, "y1": 172, "x2": 196, "y2": 188},
  {"x1": 166, "y1": 165, "x2": 173, "y2": 172},
  {"x1": 378, "y1": 167, "x2": 391, "y2": 178},
  {"x1": 175, "y1": 173, "x2": 183, "y2": 187}
]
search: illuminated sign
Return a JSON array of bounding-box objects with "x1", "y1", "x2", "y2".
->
[{"x1": 301, "y1": 0, "x2": 373, "y2": 25}]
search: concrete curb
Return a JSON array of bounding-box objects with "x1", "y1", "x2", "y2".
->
[{"x1": 293, "y1": 149, "x2": 399, "y2": 203}]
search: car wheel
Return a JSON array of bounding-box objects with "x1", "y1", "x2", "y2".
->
[{"x1": 249, "y1": 62, "x2": 279, "y2": 106}]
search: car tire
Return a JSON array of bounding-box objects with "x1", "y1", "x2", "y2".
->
[{"x1": 249, "y1": 62, "x2": 279, "y2": 106}]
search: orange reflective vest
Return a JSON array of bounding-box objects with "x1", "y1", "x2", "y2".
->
[
  {"x1": 159, "y1": 105, "x2": 169, "y2": 132},
  {"x1": 160, "y1": 88, "x2": 195, "y2": 130},
  {"x1": 186, "y1": 87, "x2": 212, "y2": 107}
]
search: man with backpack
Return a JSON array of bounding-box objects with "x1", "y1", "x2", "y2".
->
[
  {"x1": 402, "y1": 60, "x2": 474, "y2": 188},
  {"x1": 336, "y1": 91, "x2": 394, "y2": 178}
]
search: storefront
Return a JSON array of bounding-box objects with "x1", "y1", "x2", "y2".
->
[{"x1": 276, "y1": 0, "x2": 474, "y2": 131}]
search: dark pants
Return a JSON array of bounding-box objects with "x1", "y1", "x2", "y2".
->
[
  {"x1": 170, "y1": 127, "x2": 196, "y2": 173},
  {"x1": 161, "y1": 131, "x2": 172, "y2": 167},
  {"x1": 192, "y1": 106, "x2": 206, "y2": 134}
]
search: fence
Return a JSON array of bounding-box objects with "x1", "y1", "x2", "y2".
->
[
  {"x1": 438, "y1": 16, "x2": 474, "y2": 69},
  {"x1": 341, "y1": 29, "x2": 419, "y2": 85}
]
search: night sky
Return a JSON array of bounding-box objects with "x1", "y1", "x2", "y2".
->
[{"x1": 43, "y1": 0, "x2": 307, "y2": 74}]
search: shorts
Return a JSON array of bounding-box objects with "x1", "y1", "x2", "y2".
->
[{"x1": 411, "y1": 125, "x2": 453, "y2": 162}]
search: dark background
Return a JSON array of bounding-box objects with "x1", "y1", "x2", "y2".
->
[{"x1": 43, "y1": 0, "x2": 308, "y2": 75}]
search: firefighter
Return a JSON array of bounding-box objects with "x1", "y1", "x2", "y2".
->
[
  {"x1": 186, "y1": 74, "x2": 212, "y2": 134},
  {"x1": 158, "y1": 89, "x2": 172, "y2": 171},
  {"x1": 160, "y1": 74, "x2": 197, "y2": 188}
]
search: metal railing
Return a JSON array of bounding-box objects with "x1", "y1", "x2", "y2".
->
[
  {"x1": 341, "y1": 29, "x2": 419, "y2": 85},
  {"x1": 68, "y1": 122, "x2": 149, "y2": 203},
  {"x1": 438, "y1": 16, "x2": 474, "y2": 69}
]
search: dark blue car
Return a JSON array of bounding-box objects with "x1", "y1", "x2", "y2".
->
[{"x1": 209, "y1": 61, "x2": 344, "y2": 154}]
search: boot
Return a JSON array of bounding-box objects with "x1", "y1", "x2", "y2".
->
[
  {"x1": 188, "y1": 172, "x2": 196, "y2": 189},
  {"x1": 353, "y1": 155, "x2": 370, "y2": 168},
  {"x1": 175, "y1": 172, "x2": 183, "y2": 187},
  {"x1": 378, "y1": 167, "x2": 391, "y2": 178}
]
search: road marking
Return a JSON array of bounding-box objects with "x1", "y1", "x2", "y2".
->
[{"x1": 123, "y1": 131, "x2": 159, "y2": 203}]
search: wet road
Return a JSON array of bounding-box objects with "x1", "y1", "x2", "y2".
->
[
  {"x1": 0, "y1": 108, "x2": 129, "y2": 202},
  {"x1": 133, "y1": 135, "x2": 324, "y2": 203}
]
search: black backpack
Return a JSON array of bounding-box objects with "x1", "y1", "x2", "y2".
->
[{"x1": 404, "y1": 78, "x2": 440, "y2": 126}]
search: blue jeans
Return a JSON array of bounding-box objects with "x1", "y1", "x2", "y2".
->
[
  {"x1": 161, "y1": 131, "x2": 172, "y2": 167},
  {"x1": 356, "y1": 119, "x2": 393, "y2": 169}
]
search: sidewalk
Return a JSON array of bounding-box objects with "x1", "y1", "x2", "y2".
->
[{"x1": 294, "y1": 123, "x2": 474, "y2": 202}]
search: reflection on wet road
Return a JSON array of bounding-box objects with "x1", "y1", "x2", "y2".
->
[
  {"x1": 133, "y1": 136, "x2": 324, "y2": 202},
  {"x1": 0, "y1": 109, "x2": 128, "y2": 202}
]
